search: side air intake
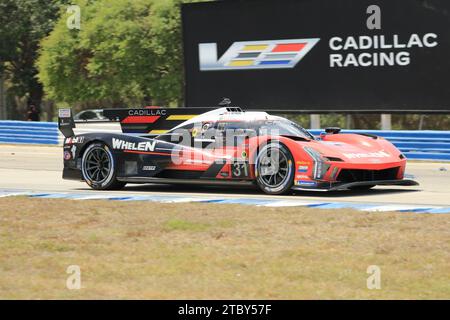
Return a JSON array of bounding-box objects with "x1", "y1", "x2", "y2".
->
[{"x1": 225, "y1": 107, "x2": 243, "y2": 113}]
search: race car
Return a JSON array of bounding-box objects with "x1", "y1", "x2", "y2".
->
[{"x1": 58, "y1": 105, "x2": 418, "y2": 195}]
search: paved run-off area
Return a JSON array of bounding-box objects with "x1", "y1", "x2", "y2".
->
[{"x1": 0, "y1": 144, "x2": 449, "y2": 210}]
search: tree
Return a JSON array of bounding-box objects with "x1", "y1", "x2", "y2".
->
[
  {"x1": 0, "y1": 0, "x2": 65, "y2": 118},
  {"x1": 37, "y1": 0, "x2": 186, "y2": 110}
]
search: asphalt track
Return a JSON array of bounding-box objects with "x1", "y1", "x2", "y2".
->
[{"x1": 1, "y1": 144, "x2": 449, "y2": 207}]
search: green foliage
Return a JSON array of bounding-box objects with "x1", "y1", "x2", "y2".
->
[
  {"x1": 284, "y1": 114, "x2": 347, "y2": 129},
  {"x1": 0, "y1": 0, "x2": 64, "y2": 101},
  {"x1": 392, "y1": 114, "x2": 450, "y2": 130},
  {"x1": 5, "y1": 0, "x2": 448, "y2": 129},
  {"x1": 37, "y1": 0, "x2": 185, "y2": 108},
  {"x1": 284, "y1": 114, "x2": 450, "y2": 130}
]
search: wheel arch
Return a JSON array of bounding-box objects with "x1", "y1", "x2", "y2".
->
[
  {"x1": 77, "y1": 138, "x2": 109, "y2": 161},
  {"x1": 251, "y1": 136, "x2": 304, "y2": 164}
]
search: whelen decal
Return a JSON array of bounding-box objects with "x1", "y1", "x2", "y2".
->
[
  {"x1": 112, "y1": 138, "x2": 156, "y2": 152},
  {"x1": 199, "y1": 38, "x2": 320, "y2": 71}
]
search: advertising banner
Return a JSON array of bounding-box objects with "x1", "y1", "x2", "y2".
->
[{"x1": 182, "y1": 0, "x2": 450, "y2": 112}]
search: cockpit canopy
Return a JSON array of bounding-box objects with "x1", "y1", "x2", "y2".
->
[{"x1": 160, "y1": 108, "x2": 314, "y2": 142}]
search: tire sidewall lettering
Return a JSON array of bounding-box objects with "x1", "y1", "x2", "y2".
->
[{"x1": 81, "y1": 143, "x2": 115, "y2": 189}]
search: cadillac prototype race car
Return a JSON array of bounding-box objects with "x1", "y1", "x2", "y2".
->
[{"x1": 58, "y1": 105, "x2": 418, "y2": 195}]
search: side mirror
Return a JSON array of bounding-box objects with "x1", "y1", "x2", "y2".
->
[{"x1": 325, "y1": 127, "x2": 341, "y2": 134}]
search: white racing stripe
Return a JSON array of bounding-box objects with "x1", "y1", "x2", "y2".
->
[
  {"x1": 361, "y1": 205, "x2": 437, "y2": 212},
  {"x1": 261, "y1": 201, "x2": 321, "y2": 207},
  {"x1": 1, "y1": 190, "x2": 449, "y2": 214},
  {"x1": 0, "y1": 192, "x2": 30, "y2": 198}
]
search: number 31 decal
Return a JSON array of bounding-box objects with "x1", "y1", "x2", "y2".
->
[{"x1": 232, "y1": 162, "x2": 249, "y2": 178}]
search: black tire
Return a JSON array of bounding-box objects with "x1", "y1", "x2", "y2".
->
[
  {"x1": 349, "y1": 185, "x2": 375, "y2": 191},
  {"x1": 81, "y1": 142, "x2": 126, "y2": 190},
  {"x1": 255, "y1": 142, "x2": 295, "y2": 195}
]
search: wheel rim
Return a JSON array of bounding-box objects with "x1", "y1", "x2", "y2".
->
[
  {"x1": 84, "y1": 147, "x2": 111, "y2": 183},
  {"x1": 257, "y1": 148, "x2": 289, "y2": 188}
]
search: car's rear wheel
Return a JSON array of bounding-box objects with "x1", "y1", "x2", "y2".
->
[
  {"x1": 81, "y1": 142, "x2": 126, "y2": 190},
  {"x1": 255, "y1": 142, "x2": 294, "y2": 195}
]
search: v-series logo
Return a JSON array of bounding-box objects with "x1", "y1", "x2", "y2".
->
[
  {"x1": 112, "y1": 138, "x2": 156, "y2": 152},
  {"x1": 199, "y1": 33, "x2": 438, "y2": 71},
  {"x1": 199, "y1": 38, "x2": 320, "y2": 71}
]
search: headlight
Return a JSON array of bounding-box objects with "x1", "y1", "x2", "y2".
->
[
  {"x1": 304, "y1": 147, "x2": 330, "y2": 180},
  {"x1": 304, "y1": 147, "x2": 322, "y2": 161}
]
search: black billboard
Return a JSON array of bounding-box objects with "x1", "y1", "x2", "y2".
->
[{"x1": 182, "y1": 0, "x2": 450, "y2": 112}]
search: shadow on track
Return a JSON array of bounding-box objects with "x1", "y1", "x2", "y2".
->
[
  {"x1": 293, "y1": 188, "x2": 421, "y2": 198},
  {"x1": 74, "y1": 183, "x2": 421, "y2": 198}
]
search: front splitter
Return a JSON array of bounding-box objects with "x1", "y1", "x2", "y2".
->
[{"x1": 292, "y1": 179, "x2": 419, "y2": 191}]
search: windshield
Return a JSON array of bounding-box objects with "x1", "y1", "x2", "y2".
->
[
  {"x1": 159, "y1": 116, "x2": 314, "y2": 142},
  {"x1": 253, "y1": 119, "x2": 314, "y2": 140}
]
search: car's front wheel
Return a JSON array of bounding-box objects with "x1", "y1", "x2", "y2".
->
[
  {"x1": 255, "y1": 142, "x2": 295, "y2": 195},
  {"x1": 81, "y1": 142, "x2": 126, "y2": 190}
]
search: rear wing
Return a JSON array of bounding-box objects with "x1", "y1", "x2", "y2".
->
[
  {"x1": 58, "y1": 108, "x2": 75, "y2": 138},
  {"x1": 103, "y1": 107, "x2": 212, "y2": 134},
  {"x1": 58, "y1": 107, "x2": 224, "y2": 137}
]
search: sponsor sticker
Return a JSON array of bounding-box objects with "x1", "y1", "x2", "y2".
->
[
  {"x1": 297, "y1": 180, "x2": 317, "y2": 186},
  {"x1": 59, "y1": 109, "x2": 71, "y2": 118},
  {"x1": 298, "y1": 165, "x2": 309, "y2": 173},
  {"x1": 202, "y1": 123, "x2": 211, "y2": 131},
  {"x1": 64, "y1": 151, "x2": 72, "y2": 160},
  {"x1": 65, "y1": 136, "x2": 84, "y2": 144},
  {"x1": 143, "y1": 165, "x2": 156, "y2": 171},
  {"x1": 128, "y1": 109, "x2": 166, "y2": 116},
  {"x1": 112, "y1": 138, "x2": 156, "y2": 152},
  {"x1": 343, "y1": 151, "x2": 390, "y2": 159},
  {"x1": 321, "y1": 141, "x2": 343, "y2": 146},
  {"x1": 70, "y1": 145, "x2": 77, "y2": 159}
]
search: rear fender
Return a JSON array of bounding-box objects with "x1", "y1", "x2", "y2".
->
[{"x1": 64, "y1": 133, "x2": 176, "y2": 178}]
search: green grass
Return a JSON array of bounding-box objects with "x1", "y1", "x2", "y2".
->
[
  {"x1": 1, "y1": 197, "x2": 450, "y2": 299},
  {"x1": 164, "y1": 219, "x2": 211, "y2": 232}
]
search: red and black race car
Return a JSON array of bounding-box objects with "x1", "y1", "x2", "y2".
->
[{"x1": 59, "y1": 105, "x2": 418, "y2": 195}]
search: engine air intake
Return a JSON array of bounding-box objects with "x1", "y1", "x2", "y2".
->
[{"x1": 337, "y1": 167, "x2": 399, "y2": 183}]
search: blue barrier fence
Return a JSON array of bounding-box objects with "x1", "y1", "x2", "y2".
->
[
  {"x1": 0, "y1": 121, "x2": 449, "y2": 161},
  {"x1": 0, "y1": 121, "x2": 59, "y2": 145}
]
